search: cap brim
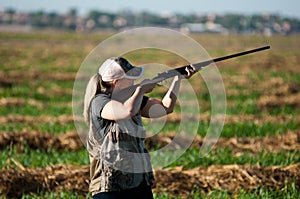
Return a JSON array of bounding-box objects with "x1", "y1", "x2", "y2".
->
[{"x1": 124, "y1": 66, "x2": 144, "y2": 80}]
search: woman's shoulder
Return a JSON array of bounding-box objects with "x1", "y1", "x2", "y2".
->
[
  {"x1": 95, "y1": 92, "x2": 110, "y2": 99},
  {"x1": 91, "y1": 93, "x2": 111, "y2": 106}
]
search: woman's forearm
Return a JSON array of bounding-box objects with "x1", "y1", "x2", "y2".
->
[
  {"x1": 124, "y1": 86, "x2": 145, "y2": 117},
  {"x1": 124, "y1": 80, "x2": 156, "y2": 117},
  {"x1": 162, "y1": 76, "x2": 181, "y2": 114}
]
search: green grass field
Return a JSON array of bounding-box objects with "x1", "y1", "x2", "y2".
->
[{"x1": 0, "y1": 31, "x2": 299, "y2": 198}]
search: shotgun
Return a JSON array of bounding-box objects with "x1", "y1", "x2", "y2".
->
[
  {"x1": 151, "y1": 45, "x2": 270, "y2": 83},
  {"x1": 113, "y1": 45, "x2": 270, "y2": 100}
]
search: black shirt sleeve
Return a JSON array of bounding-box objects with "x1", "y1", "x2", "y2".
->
[{"x1": 140, "y1": 96, "x2": 149, "y2": 110}]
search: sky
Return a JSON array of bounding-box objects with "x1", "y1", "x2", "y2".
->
[{"x1": 1, "y1": 0, "x2": 300, "y2": 19}]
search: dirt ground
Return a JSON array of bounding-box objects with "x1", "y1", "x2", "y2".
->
[
  {"x1": 1, "y1": 56, "x2": 300, "y2": 198},
  {"x1": 0, "y1": 130, "x2": 299, "y2": 154},
  {"x1": 0, "y1": 130, "x2": 299, "y2": 198},
  {"x1": 0, "y1": 162, "x2": 299, "y2": 198}
]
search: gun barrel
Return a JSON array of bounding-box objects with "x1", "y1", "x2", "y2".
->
[
  {"x1": 154, "y1": 45, "x2": 270, "y2": 81},
  {"x1": 211, "y1": 45, "x2": 270, "y2": 63}
]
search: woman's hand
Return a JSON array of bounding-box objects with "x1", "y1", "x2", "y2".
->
[
  {"x1": 139, "y1": 79, "x2": 156, "y2": 93},
  {"x1": 183, "y1": 65, "x2": 197, "y2": 79}
]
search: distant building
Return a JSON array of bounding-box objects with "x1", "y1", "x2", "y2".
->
[{"x1": 180, "y1": 22, "x2": 229, "y2": 35}]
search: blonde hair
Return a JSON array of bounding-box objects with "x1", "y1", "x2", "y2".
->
[{"x1": 83, "y1": 74, "x2": 101, "y2": 126}]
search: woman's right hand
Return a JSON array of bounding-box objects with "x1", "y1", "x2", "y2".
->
[{"x1": 139, "y1": 79, "x2": 156, "y2": 93}]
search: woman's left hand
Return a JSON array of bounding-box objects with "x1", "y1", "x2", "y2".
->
[{"x1": 184, "y1": 65, "x2": 197, "y2": 79}]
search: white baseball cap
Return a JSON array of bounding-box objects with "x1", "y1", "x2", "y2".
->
[{"x1": 98, "y1": 57, "x2": 144, "y2": 82}]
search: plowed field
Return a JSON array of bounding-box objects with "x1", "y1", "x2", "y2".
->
[{"x1": 0, "y1": 31, "x2": 300, "y2": 198}]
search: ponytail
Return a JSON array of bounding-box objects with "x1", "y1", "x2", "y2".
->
[{"x1": 83, "y1": 74, "x2": 101, "y2": 126}]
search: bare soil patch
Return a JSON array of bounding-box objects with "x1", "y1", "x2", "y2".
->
[
  {"x1": 0, "y1": 114, "x2": 77, "y2": 125},
  {"x1": 0, "y1": 164, "x2": 89, "y2": 198},
  {"x1": 0, "y1": 130, "x2": 299, "y2": 154},
  {"x1": 154, "y1": 163, "x2": 300, "y2": 198},
  {"x1": 0, "y1": 131, "x2": 83, "y2": 151},
  {"x1": 0, "y1": 163, "x2": 299, "y2": 198},
  {"x1": 258, "y1": 77, "x2": 300, "y2": 109},
  {"x1": 147, "y1": 130, "x2": 300, "y2": 154}
]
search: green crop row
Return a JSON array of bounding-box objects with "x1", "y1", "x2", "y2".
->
[
  {"x1": 3, "y1": 180, "x2": 299, "y2": 199},
  {"x1": 0, "y1": 118, "x2": 297, "y2": 136},
  {"x1": 146, "y1": 120, "x2": 298, "y2": 137},
  {"x1": 1, "y1": 143, "x2": 298, "y2": 169},
  {"x1": 167, "y1": 146, "x2": 299, "y2": 169},
  {"x1": 1, "y1": 145, "x2": 89, "y2": 169},
  {"x1": 0, "y1": 103, "x2": 72, "y2": 116},
  {"x1": 154, "y1": 182, "x2": 300, "y2": 199},
  {"x1": 0, "y1": 123, "x2": 75, "y2": 134},
  {"x1": 1, "y1": 69, "x2": 300, "y2": 120}
]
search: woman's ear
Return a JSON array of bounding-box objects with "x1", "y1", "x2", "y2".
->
[{"x1": 113, "y1": 79, "x2": 118, "y2": 87}]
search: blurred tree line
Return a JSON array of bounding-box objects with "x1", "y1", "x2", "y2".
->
[{"x1": 0, "y1": 8, "x2": 299, "y2": 35}]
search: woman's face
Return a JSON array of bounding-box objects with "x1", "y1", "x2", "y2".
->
[{"x1": 114, "y1": 78, "x2": 134, "y2": 90}]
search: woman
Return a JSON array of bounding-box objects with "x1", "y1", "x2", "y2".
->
[{"x1": 83, "y1": 57, "x2": 195, "y2": 199}]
